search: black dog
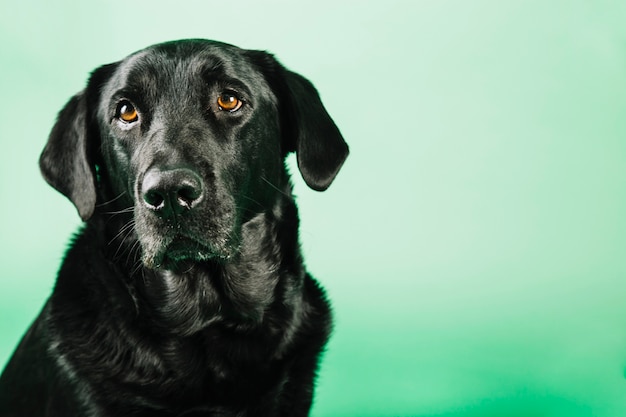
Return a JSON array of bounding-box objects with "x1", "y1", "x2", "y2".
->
[{"x1": 0, "y1": 39, "x2": 348, "y2": 417}]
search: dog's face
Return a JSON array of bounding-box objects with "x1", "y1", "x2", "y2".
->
[
  {"x1": 39, "y1": 39, "x2": 348, "y2": 271},
  {"x1": 98, "y1": 41, "x2": 286, "y2": 268}
]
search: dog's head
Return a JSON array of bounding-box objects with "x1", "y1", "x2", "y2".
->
[{"x1": 39, "y1": 39, "x2": 348, "y2": 270}]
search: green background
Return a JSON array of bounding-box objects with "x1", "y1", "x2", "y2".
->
[{"x1": 1, "y1": 1, "x2": 626, "y2": 416}]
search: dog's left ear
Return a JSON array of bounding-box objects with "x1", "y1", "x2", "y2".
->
[
  {"x1": 39, "y1": 92, "x2": 97, "y2": 221},
  {"x1": 282, "y1": 71, "x2": 349, "y2": 191},
  {"x1": 248, "y1": 51, "x2": 349, "y2": 191}
]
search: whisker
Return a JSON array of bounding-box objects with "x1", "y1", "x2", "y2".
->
[
  {"x1": 104, "y1": 207, "x2": 134, "y2": 229},
  {"x1": 131, "y1": 264, "x2": 143, "y2": 279},
  {"x1": 237, "y1": 195, "x2": 264, "y2": 210},
  {"x1": 103, "y1": 207, "x2": 135, "y2": 215},
  {"x1": 261, "y1": 176, "x2": 292, "y2": 199},
  {"x1": 96, "y1": 191, "x2": 128, "y2": 208},
  {"x1": 111, "y1": 221, "x2": 137, "y2": 261},
  {"x1": 108, "y1": 220, "x2": 136, "y2": 247},
  {"x1": 125, "y1": 242, "x2": 143, "y2": 275}
]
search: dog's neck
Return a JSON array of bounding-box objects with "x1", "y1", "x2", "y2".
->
[{"x1": 92, "y1": 191, "x2": 305, "y2": 337}]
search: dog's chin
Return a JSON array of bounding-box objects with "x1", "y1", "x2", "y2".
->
[{"x1": 141, "y1": 236, "x2": 233, "y2": 271}]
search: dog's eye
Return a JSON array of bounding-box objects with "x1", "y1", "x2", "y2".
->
[
  {"x1": 116, "y1": 101, "x2": 139, "y2": 123},
  {"x1": 217, "y1": 93, "x2": 243, "y2": 112}
]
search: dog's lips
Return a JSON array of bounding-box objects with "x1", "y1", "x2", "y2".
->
[
  {"x1": 153, "y1": 237, "x2": 207, "y2": 267},
  {"x1": 167, "y1": 240, "x2": 210, "y2": 261},
  {"x1": 144, "y1": 235, "x2": 231, "y2": 271}
]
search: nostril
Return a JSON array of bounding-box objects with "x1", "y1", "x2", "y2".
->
[
  {"x1": 177, "y1": 185, "x2": 201, "y2": 209},
  {"x1": 144, "y1": 189, "x2": 166, "y2": 210}
]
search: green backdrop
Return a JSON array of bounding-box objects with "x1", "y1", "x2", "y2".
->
[{"x1": 1, "y1": 1, "x2": 626, "y2": 416}]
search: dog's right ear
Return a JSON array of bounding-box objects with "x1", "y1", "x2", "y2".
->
[
  {"x1": 40, "y1": 92, "x2": 96, "y2": 221},
  {"x1": 39, "y1": 63, "x2": 117, "y2": 221}
]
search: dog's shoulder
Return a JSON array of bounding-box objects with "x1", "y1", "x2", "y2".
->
[{"x1": 0, "y1": 302, "x2": 85, "y2": 415}]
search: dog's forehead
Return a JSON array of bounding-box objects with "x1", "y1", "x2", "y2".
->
[{"x1": 108, "y1": 41, "x2": 267, "y2": 94}]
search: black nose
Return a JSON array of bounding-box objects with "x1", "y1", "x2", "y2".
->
[{"x1": 141, "y1": 168, "x2": 204, "y2": 218}]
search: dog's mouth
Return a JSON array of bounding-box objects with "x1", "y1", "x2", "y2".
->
[
  {"x1": 133, "y1": 192, "x2": 241, "y2": 271},
  {"x1": 141, "y1": 235, "x2": 232, "y2": 271}
]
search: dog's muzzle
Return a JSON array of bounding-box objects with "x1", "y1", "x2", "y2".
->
[{"x1": 136, "y1": 167, "x2": 233, "y2": 269}]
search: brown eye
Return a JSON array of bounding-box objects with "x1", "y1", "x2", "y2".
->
[
  {"x1": 116, "y1": 101, "x2": 138, "y2": 123},
  {"x1": 217, "y1": 93, "x2": 243, "y2": 112}
]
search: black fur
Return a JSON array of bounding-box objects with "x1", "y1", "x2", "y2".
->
[{"x1": 0, "y1": 39, "x2": 348, "y2": 417}]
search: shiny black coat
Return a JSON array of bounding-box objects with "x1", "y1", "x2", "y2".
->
[{"x1": 0, "y1": 39, "x2": 348, "y2": 417}]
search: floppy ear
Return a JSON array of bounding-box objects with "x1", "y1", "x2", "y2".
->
[
  {"x1": 282, "y1": 71, "x2": 349, "y2": 191},
  {"x1": 247, "y1": 50, "x2": 349, "y2": 191},
  {"x1": 39, "y1": 63, "x2": 117, "y2": 221},
  {"x1": 39, "y1": 92, "x2": 97, "y2": 221}
]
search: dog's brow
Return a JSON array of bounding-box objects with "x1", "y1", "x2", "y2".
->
[
  {"x1": 128, "y1": 62, "x2": 160, "y2": 85},
  {"x1": 191, "y1": 56, "x2": 224, "y2": 76},
  {"x1": 111, "y1": 88, "x2": 141, "y2": 104}
]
